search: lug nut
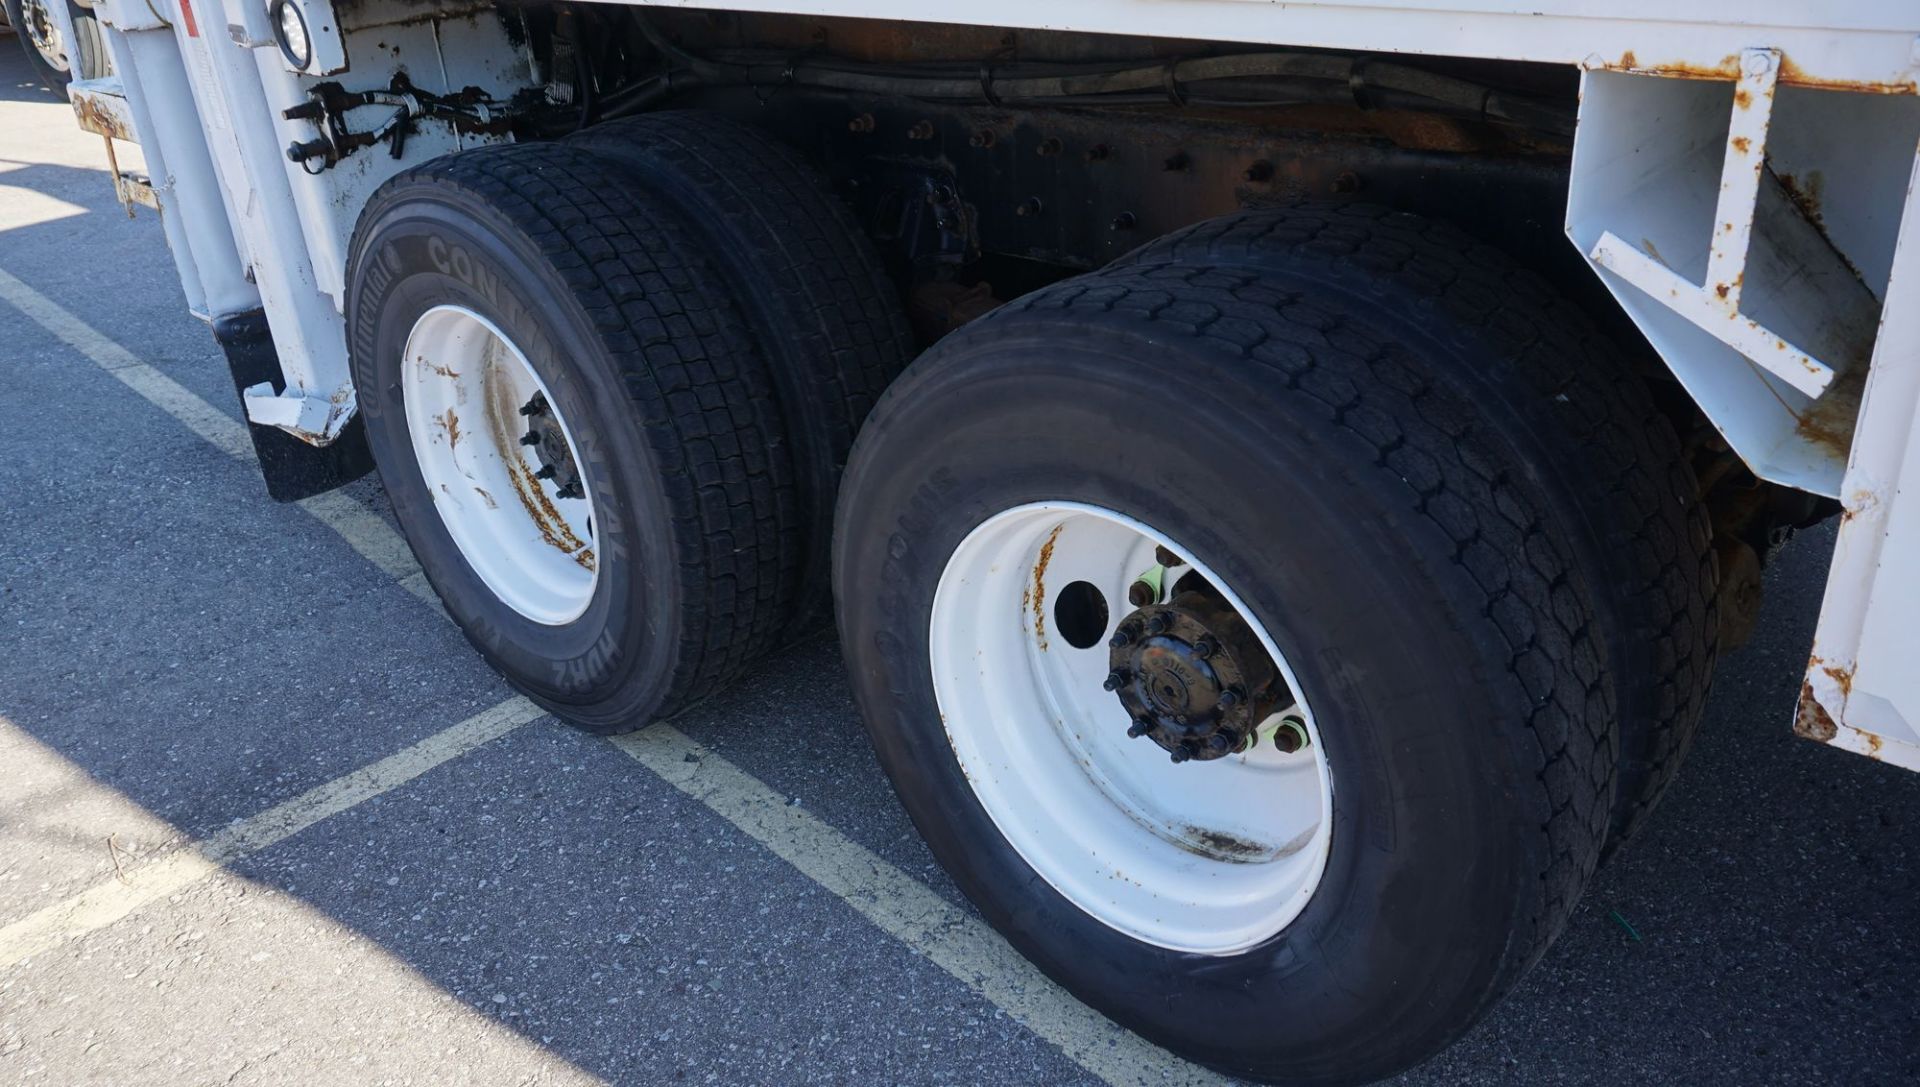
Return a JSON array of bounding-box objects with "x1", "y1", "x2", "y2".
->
[
  {"x1": 1128, "y1": 580, "x2": 1155, "y2": 607},
  {"x1": 1015, "y1": 197, "x2": 1043, "y2": 218},
  {"x1": 907, "y1": 119, "x2": 936, "y2": 140},
  {"x1": 1126, "y1": 719, "x2": 1152, "y2": 738},
  {"x1": 1084, "y1": 144, "x2": 1110, "y2": 162},
  {"x1": 1193, "y1": 637, "x2": 1217, "y2": 659},
  {"x1": 848, "y1": 113, "x2": 876, "y2": 133},
  {"x1": 1207, "y1": 734, "x2": 1233, "y2": 754},
  {"x1": 534, "y1": 464, "x2": 557, "y2": 481},
  {"x1": 1145, "y1": 614, "x2": 1171, "y2": 635},
  {"x1": 1274, "y1": 716, "x2": 1310, "y2": 754},
  {"x1": 1110, "y1": 211, "x2": 1136, "y2": 231},
  {"x1": 1109, "y1": 629, "x2": 1133, "y2": 648},
  {"x1": 1036, "y1": 137, "x2": 1063, "y2": 156},
  {"x1": 1169, "y1": 743, "x2": 1194, "y2": 764},
  {"x1": 1103, "y1": 670, "x2": 1128, "y2": 692},
  {"x1": 1154, "y1": 545, "x2": 1181, "y2": 567},
  {"x1": 1217, "y1": 688, "x2": 1241, "y2": 710},
  {"x1": 519, "y1": 431, "x2": 541, "y2": 446},
  {"x1": 968, "y1": 128, "x2": 995, "y2": 148}
]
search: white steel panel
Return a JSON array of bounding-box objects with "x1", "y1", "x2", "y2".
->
[
  {"x1": 163, "y1": 0, "x2": 356, "y2": 442},
  {"x1": 615, "y1": 1, "x2": 1920, "y2": 91},
  {"x1": 1802, "y1": 139, "x2": 1920, "y2": 772}
]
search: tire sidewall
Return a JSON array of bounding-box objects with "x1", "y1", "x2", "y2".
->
[
  {"x1": 347, "y1": 189, "x2": 680, "y2": 723},
  {"x1": 837, "y1": 318, "x2": 1554, "y2": 1081}
]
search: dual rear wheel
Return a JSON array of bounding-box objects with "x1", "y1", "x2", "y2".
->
[
  {"x1": 346, "y1": 119, "x2": 911, "y2": 728},
  {"x1": 346, "y1": 128, "x2": 1714, "y2": 1084}
]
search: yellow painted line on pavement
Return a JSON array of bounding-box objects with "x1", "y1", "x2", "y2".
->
[
  {"x1": 616, "y1": 725, "x2": 1224, "y2": 1087},
  {"x1": 0, "y1": 267, "x2": 436, "y2": 604},
  {"x1": 0, "y1": 267, "x2": 1220, "y2": 1086},
  {"x1": 0, "y1": 697, "x2": 542, "y2": 968}
]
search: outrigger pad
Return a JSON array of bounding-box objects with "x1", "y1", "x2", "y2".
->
[{"x1": 212, "y1": 309, "x2": 374, "y2": 502}]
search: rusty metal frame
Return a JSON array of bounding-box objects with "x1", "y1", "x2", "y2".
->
[
  {"x1": 1588, "y1": 50, "x2": 1838, "y2": 399},
  {"x1": 1801, "y1": 139, "x2": 1920, "y2": 772}
]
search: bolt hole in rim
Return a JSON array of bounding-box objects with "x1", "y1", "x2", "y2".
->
[
  {"x1": 402, "y1": 305, "x2": 599, "y2": 625},
  {"x1": 930, "y1": 503, "x2": 1333, "y2": 955}
]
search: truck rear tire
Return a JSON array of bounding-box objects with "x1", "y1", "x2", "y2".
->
[
  {"x1": 345, "y1": 143, "x2": 800, "y2": 731},
  {"x1": 834, "y1": 261, "x2": 1615, "y2": 1084},
  {"x1": 1119, "y1": 204, "x2": 1719, "y2": 851},
  {"x1": 569, "y1": 110, "x2": 915, "y2": 631},
  {"x1": 6, "y1": 0, "x2": 103, "y2": 95}
]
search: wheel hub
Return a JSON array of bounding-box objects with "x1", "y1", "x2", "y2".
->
[
  {"x1": 518, "y1": 392, "x2": 585, "y2": 501},
  {"x1": 22, "y1": 0, "x2": 65, "y2": 64},
  {"x1": 1108, "y1": 589, "x2": 1287, "y2": 762}
]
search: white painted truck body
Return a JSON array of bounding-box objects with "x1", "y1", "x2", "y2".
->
[{"x1": 56, "y1": 0, "x2": 1920, "y2": 770}]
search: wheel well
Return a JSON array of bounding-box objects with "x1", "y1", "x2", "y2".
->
[{"x1": 524, "y1": 4, "x2": 1818, "y2": 633}]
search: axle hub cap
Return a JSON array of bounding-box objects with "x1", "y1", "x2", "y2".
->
[{"x1": 1110, "y1": 590, "x2": 1285, "y2": 762}]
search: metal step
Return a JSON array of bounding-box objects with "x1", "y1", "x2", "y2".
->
[{"x1": 67, "y1": 77, "x2": 158, "y2": 212}]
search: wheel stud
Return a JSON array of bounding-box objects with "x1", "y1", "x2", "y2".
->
[
  {"x1": 1194, "y1": 637, "x2": 1217, "y2": 659},
  {"x1": 1207, "y1": 734, "x2": 1233, "y2": 754},
  {"x1": 1127, "y1": 719, "x2": 1152, "y2": 738},
  {"x1": 1103, "y1": 670, "x2": 1128, "y2": 692},
  {"x1": 1145, "y1": 614, "x2": 1170, "y2": 635},
  {"x1": 1169, "y1": 743, "x2": 1193, "y2": 764},
  {"x1": 1109, "y1": 629, "x2": 1133, "y2": 648},
  {"x1": 1217, "y1": 688, "x2": 1241, "y2": 710},
  {"x1": 534, "y1": 464, "x2": 557, "y2": 481},
  {"x1": 519, "y1": 431, "x2": 541, "y2": 446}
]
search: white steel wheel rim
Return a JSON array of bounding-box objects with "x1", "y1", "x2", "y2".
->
[
  {"x1": 930, "y1": 503, "x2": 1333, "y2": 955},
  {"x1": 402, "y1": 305, "x2": 599, "y2": 625},
  {"x1": 21, "y1": 0, "x2": 69, "y2": 71}
]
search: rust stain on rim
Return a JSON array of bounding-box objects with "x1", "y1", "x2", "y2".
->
[
  {"x1": 1030, "y1": 523, "x2": 1064, "y2": 651},
  {"x1": 502, "y1": 450, "x2": 590, "y2": 559},
  {"x1": 485, "y1": 376, "x2": 592, "y2": 566}
]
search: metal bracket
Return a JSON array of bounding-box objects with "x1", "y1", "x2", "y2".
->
[
  {"x1": 69, "y1": 78, "x2": 160, "y2": 215},
  {"x1": 242, "y1": 382, "x2": 356, "y2": 445},
  {"x1": 1588, "y1": 49, "x2": 1837, "y2": 399}
]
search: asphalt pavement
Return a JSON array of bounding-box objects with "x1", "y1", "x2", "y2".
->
[{"x1": 1, "y1": 42, "x2": 1916, "y2": 1087}]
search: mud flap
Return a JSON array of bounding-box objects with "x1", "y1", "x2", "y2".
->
[{"x1": 214, "y1": 309, "x2": 374, "y2": 502}]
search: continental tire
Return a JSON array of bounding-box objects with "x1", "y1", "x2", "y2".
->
[
  {"x1": 346, "y1": 143, "x2": 799, "y2": 731},
  {"x1": 571, "y1": 110, "x2": 915, "y2": 630},
  {"x1": 1121, "y1": 204, "x2": 1718, "y2": 851},
  {"x1": 834, "y1": 261, "x2": 1615, "y2": 1085}
]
